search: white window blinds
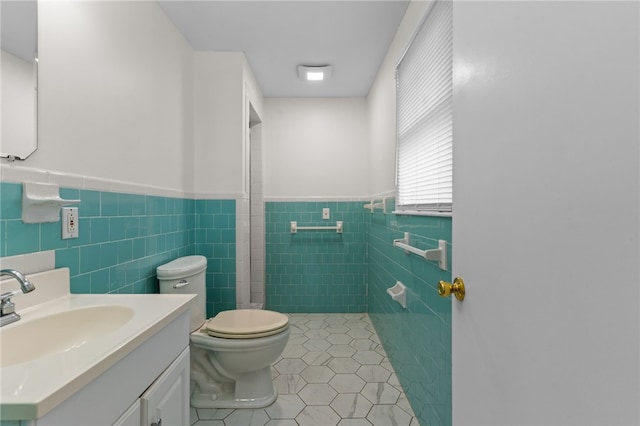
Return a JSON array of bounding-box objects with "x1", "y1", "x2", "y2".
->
[{"x1": 396, "y1": 0, "x2": 453, "y2": 213}]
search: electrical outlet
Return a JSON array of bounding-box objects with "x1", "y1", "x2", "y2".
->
[
  {"x1": 62, "y1": 207, "x2": 79, "y2": 239},
  {"x1": 322, "y1": 208, "x2": 330, "y2": 220}
]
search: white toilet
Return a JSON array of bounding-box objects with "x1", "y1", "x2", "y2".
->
[{"x1": 157, "y1": 255, "x2": 290, "y2": 409}]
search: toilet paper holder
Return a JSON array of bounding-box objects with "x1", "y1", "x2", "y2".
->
[{"x1": 387, "y1": 281, "x2": 407, "y2": 309}]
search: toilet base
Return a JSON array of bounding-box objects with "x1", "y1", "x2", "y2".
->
[{"x1": 190, "y1": 365, "x2": 277, "y2": 409}]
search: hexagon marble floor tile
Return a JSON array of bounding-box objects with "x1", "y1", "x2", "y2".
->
[{"x1": 190, "y1": 313, "x2": 419, "y2": 426}]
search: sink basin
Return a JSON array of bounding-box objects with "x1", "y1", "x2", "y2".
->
[
  {"x1": 0, "y1": 305, "x2": 134, "y2": 367},
  {"x1": 0, "y1": 267, "x2": 195, "y2": 422}
]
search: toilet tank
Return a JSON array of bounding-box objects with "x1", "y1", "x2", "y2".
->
[{"x1": 157, "y1": 255, "x2": 207, "y2": 332}]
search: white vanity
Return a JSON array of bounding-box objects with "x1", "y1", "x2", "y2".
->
[{"x1": 0, "y1": 268, "x2": 195, "y2": 426}]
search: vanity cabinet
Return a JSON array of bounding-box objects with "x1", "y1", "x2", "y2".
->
[
  {"x1": 32, "y1": 312, "x2": 190, "y2": 426},
  {"x1": 115, "y1": 347, "x2": 190, "y2": 426}
]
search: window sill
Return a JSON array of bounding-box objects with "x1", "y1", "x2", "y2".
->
[{"x1": 392, "y1": 210, "x2": 452, "y2": 218}]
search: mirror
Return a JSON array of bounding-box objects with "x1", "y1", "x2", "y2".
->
[{"x1": 1, "y1": 0, "x2": 38, "y2": 160}]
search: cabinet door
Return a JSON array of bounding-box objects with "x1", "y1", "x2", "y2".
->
[
  {"x1": 113, "y1": 400, "x2": 141, "y2": 426},
  {"x1": 140, "y1": 347, "x2": 190, "y2": 426}
]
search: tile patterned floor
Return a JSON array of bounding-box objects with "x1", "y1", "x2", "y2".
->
[{"x1": 191, "y1": 313, "x2": 419, "y2": 426}]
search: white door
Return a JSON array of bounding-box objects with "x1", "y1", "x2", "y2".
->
[{"x1": 452, "y1": 2, "x2": 639, "y2": 425}]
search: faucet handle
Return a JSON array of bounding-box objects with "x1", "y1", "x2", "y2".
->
[
  {"x1": 0, "y1": 297, "x2": 16, "y2": 315},
  {"x1": 0, "y1": 289, "x2": 22, "y2": 304}
]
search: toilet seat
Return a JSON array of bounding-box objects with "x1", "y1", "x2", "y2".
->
[{"x1": 205, "y1": 309, "x2": 289, "y2": 339}]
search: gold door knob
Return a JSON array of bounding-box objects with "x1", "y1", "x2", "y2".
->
[{"x1": 438, "y1": 277, "x2": 465, "y2": 301}]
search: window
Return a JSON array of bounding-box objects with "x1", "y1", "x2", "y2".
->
[{"x1": 396, "y1": 0, "x2": 453, "y2": 214}]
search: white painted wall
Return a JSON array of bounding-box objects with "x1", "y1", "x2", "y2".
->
[
  {"x1": 193, "y1": 52, "x2": 244, "y2": 197},
  {"x1": 3, "y1": 2, "x2": 267, "y2": 200},
  {"x1": 193, "y1": 52, "x2": 265, "y2": 306},
  {"x1": 242, "y1": 55, "x2": 265, "y2": 197},
  {"x1": 243, "y1": 56, "x2": 264, "y2": 125},
  {"x1": 263, "y1": 97, "x2": 368, "y2": 198},
  {"x1": 452, "y1": 1, "x2": 639, "y2": 424},
  {"x1": 367, "y1": 1, "x2": 432, "y2": 196},
  {"x1": 193, "y1": 52, "x2": 264, "y2": 199},
  {"x1": 18, "y1": 1, "x2": 195, "y2": 193}
]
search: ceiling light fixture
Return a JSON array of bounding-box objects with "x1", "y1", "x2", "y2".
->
[{"x1": 298, "y1": 65, "x2": 333, "y2": 82}]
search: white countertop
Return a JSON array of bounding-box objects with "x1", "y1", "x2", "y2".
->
[{"x1": 0, "y1": 268, "x2": 195, "y2": 420}]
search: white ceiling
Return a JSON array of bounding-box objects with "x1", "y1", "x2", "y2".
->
[{"x1": 158, "y1": 1, "x2": 410, "y2": 98}]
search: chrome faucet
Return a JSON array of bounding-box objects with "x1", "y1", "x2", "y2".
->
[{"x1": 0, "y1": 269, "x2": 36, "y2": 327}]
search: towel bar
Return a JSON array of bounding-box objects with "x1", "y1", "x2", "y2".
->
[
  {"x1": 363, "y1": 197, "x2": 388, "y2": 214},
  {"x1": 290, "y1": 221, "x2": 343, "y2": 234},
  {"x1": 392, "y1": 232, "x2": 447, "y2": 270}
]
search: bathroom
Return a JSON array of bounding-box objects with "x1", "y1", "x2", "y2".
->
[{"x1": 1, "y1": 1, "x2": 638, "y2": 425}]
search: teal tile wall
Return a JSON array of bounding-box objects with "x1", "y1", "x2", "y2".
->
[
  {"x1": 0, "y1": 182, "x2": 195, "y2": 294},
  {"x1": 1, "y1": 181, "x2": 450, "y2": 425},
  {"x1": 265, "y1": 201, "x2": 367, "y2": 313},
  {"x1": 367, "y1": 200, "x2": 452, "y2": 426},
  {"x1": 194, "y1": 199, "x2": 236, "y2": 316},
  {"x1": 0, "y1": 183, "x2": 236, "y2": 311}
]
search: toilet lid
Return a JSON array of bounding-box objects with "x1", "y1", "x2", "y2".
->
[{"x1": 205, "y1": 309, "x2": 289, "y2": 339}]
